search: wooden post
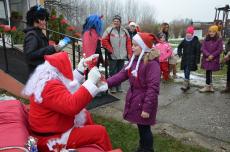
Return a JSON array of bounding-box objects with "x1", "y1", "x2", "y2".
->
[{"x1": 2, "y1": 33, "x2": 9, "y2": 73}]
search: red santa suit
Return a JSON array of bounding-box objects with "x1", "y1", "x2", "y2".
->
[{"x1": 23, "y1": 52, "x2": 112, "y2": 152}]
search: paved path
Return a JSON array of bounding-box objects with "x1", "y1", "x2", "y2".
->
[
  {"x1": 91, "y1": 80, "x2": 230, "y2": 152},
  {"x1": 1, "y1": 45, "x2": 230, "y2": 151}
]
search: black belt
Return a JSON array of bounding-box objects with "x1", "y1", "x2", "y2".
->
[{"x1": 31, "y1": 130, "x2": 57, "y2": 137}]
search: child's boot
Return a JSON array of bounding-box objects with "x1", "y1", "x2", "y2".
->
[
  {"x1": 199, "y1": 85, "x2": 210, "y2": 93},
  {"x1": 181, "y1": 80, "x2": 190, "y2": 91},
  {"x1": 209, "y1": 84, "x2": 214, "y2": 92}
]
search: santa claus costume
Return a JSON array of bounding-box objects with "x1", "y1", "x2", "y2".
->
[{"x1": 23, "y1": 52, "x2": 112, "y2": 152}]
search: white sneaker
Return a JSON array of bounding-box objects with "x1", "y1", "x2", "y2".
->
[{"x1": 199, "y1": 85, "x2": 210, "y2": 93}]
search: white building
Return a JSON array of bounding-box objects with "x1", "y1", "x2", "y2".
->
[{"x1": 0, "y1": 0, "x2": 44, "y2": 25}]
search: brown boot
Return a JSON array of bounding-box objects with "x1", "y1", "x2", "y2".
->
[
  {"x1": 181, "y1": 80, "x2": 190, "y2": 92},
  {"x1": 221, "y1": 82, "x2": 230, "y2": 93}
]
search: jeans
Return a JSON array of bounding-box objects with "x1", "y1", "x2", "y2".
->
[{"x1": 184, "y1": 66, "x2": 190, "y2": 80}]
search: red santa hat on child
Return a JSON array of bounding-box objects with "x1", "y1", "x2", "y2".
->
[
  {"x1": 125, "y1": 32, "x2": 158, "y2": 77},
  {"x1": 44, "y1": 52, "x2": 74, "y2": 81}
]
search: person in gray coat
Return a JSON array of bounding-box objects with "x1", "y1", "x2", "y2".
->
[
  {"x1": 107, "y1": 33, "x2": 160, "y2": 152},
  {"x1": 102, "y1": 15, "x2": 132, "y2": 93}
]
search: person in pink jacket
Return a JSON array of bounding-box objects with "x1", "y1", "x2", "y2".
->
[
  {"x1": 82, "y1": 14, "x2": 104, "y2": 67},
  {"x1": 155, "y1": 32, "x2": 172, "y2": 81}
]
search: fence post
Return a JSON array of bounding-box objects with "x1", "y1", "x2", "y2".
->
[
  {"x1": 104, "y1": 48, "x2": 109, "y2": 79},
  {"x1": 2, "y1": 33, "x2": 9, "y2": 73},
  {"x1": 77, "y1": 40, "x2": 81, "y2": 62},
  {"x1": 11, "y1": 34, "x2": 13, "y2": 48},
  {"x1": 72, "y1": 38, "x2": 76, "y2": 69}
]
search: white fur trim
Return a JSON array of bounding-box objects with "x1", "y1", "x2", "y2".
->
[
  {"x1": 74, "y1": 109, "x2": 86, "y2": 127},
  {"x1": 133, "y1": 34, "x2": 150, "y2": 52},
  {"x1": 47, "y1": 127, "x2": 73, "y2": 151},
  {"x1": 132, "y1": 50, "x2": 145, "y2": 77},
  {"x1": 22, "y1": 61, "x2": 83, "y2": 103},
  {"x1": 73, "y1": 69, "x2": 84, "y2": 84},
  {"x1": 82, "y1": 80, "x2": 99, "y2": 97},
  {"x1": 125, "y1": 54, "x2": 135, "y2": 70},
  {"x1": 22, "y1": 61, "x2": 59, "y2": 103}
]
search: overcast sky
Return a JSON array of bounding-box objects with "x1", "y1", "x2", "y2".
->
[{"x1": 143, "y1": 0, "x2": 229, "y2": 22}]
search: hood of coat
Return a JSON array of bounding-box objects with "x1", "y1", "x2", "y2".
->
[{"x1": 23, "y1": 26, "x2": 42, "y2": 33}]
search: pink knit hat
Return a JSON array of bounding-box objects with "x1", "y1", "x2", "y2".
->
[{"x1": 186, "y1": 26, "x2": 194, "y2": 35}]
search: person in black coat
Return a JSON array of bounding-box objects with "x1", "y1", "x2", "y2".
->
[
  {"x1": 23, "y1": 5, "x2": 59, "y2": 77},
  {"x1": 178, "y1": 26, "x2": 201, "y2": 91}
]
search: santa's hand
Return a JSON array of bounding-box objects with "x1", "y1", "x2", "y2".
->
[
  {"x1": 141, "y1": 111, "x2": 149, "y2": 118},
  {"x1": 88, "y1": 67, "x2": 101, "y2": 85},
  {"x1": 84, "y1": 54, "x2": 99, "y2": 69},
  {"x1": 97, "y1": 80, "x2": 108, "y2": 92},
  {"x1": 77, "y1": 58, "x2": 85, "y2": 73}
]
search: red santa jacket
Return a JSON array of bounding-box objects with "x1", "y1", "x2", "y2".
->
[{"x1": 29, "y1": 79, "x2": 95, "y2": 135}]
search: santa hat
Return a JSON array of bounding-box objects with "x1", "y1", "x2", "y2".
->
[
  {"x1": 186, "y1": 26, "x2": 194, "y2": 35},
  {"x1": 125, "y1": 32, "x2": 158, "y2": 77},
  {"x1": 44, "y1": 52, "x2": 73, "y2": 81}
]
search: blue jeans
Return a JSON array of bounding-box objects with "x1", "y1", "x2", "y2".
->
[{"x1": 184, "y1": 66, "x2": 190, "y2": 80}]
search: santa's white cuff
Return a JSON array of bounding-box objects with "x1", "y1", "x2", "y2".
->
[
  {"x1": 82, "y1": 80, "x2": 98, "y2": 97},
  {"x1": 73, "y1": 69, "x2": 84, "y2": 84}
]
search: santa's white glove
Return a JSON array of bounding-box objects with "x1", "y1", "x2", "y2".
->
[
  {"x1": 77, "y1": 58, "x2": 85, "y2": 74},
  {"x1": 88, "y1": 67, "x2": 101, "y2": 85},
  {"x1": 84, "y1": 54, "x2": 99, "y2": 69},
  {"x1": 97, "y1": 80, "x2": 108, "y2": 92}
]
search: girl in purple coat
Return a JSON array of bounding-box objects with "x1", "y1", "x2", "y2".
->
[
  {"x1": 107, "y1": 33, "x2": 160, "y2": 152},
  {"x1": 199, "y1": 25, "x2": 223, "y2": 92}
]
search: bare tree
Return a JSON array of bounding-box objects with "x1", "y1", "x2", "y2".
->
[
  {"x1": 46, "y1": 0, "x2": 158, "y2": 32},
  {"x1": 170, "y1": 18, "x2": 192, "y2": 38}
]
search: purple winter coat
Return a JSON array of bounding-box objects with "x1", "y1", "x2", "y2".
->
[
  {"x1": 201, "y1": 38, "x2": 223, "y2": 71},
  {"x1": 107, "y1": 58, "x2": 161, "y2": 125}
]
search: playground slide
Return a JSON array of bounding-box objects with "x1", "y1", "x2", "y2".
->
[{"x1": 0, "y1": 70, "x2": 28, "y2": 100}]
